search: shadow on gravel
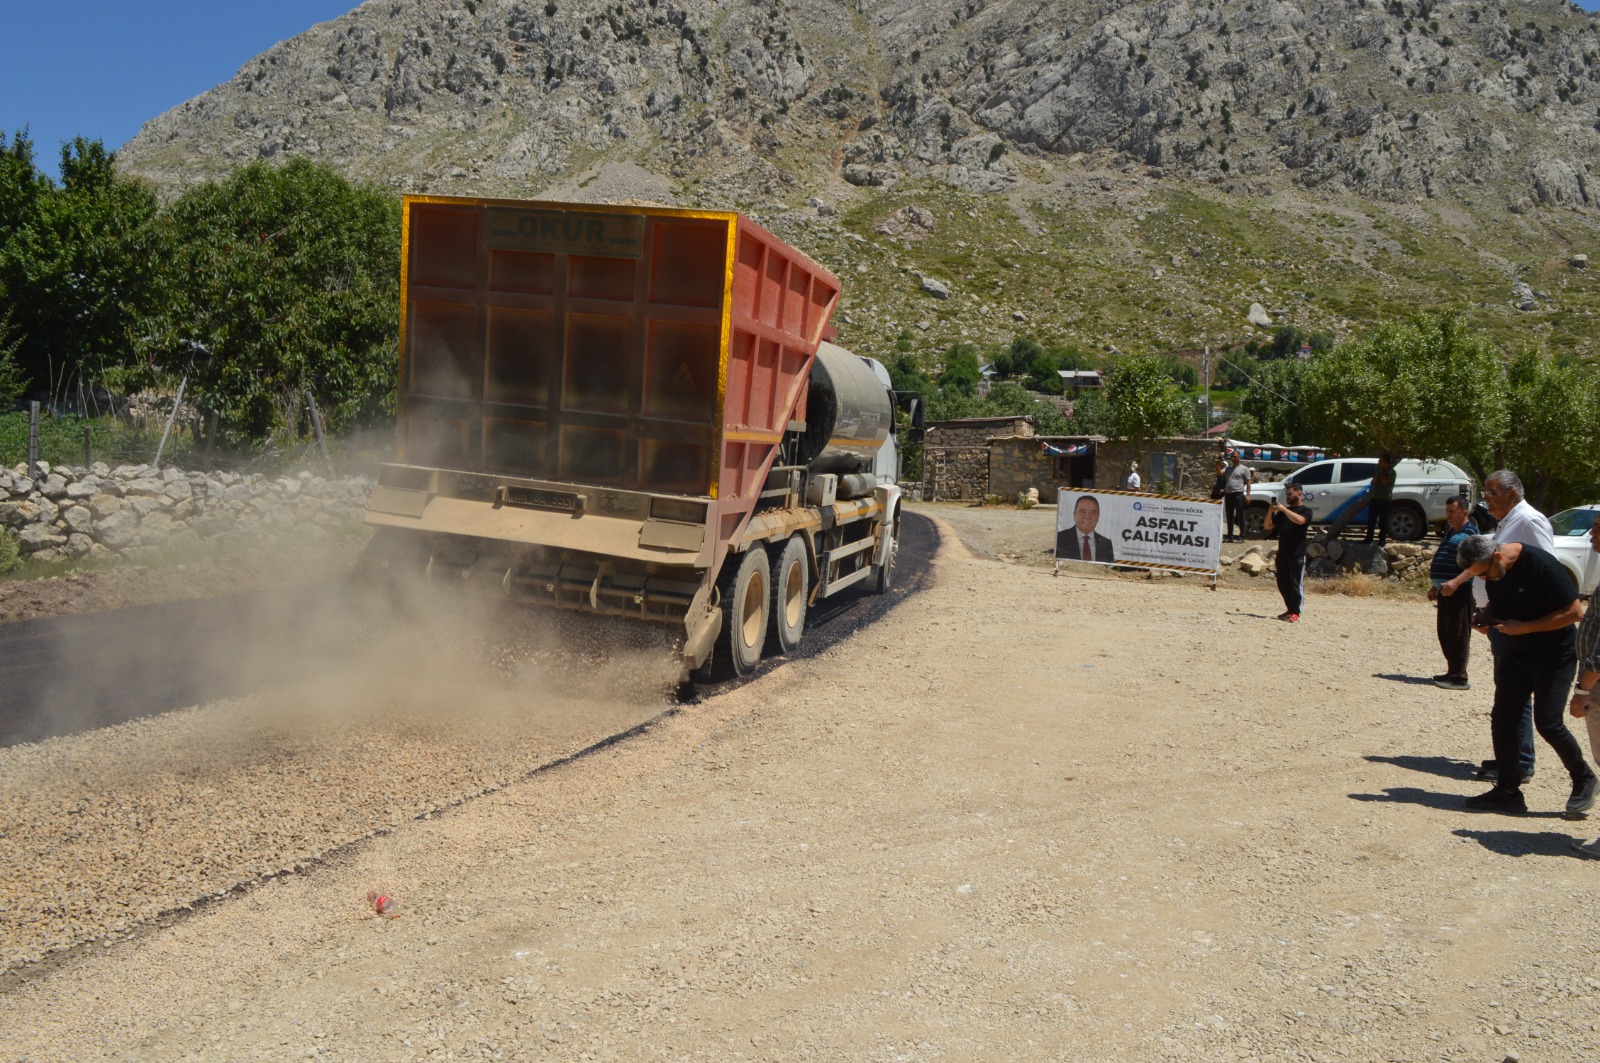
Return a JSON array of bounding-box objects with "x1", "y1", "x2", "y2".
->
[
  {"x1": 1349, "y1": 786, "x2": 1470, "y2": 811},
  {"x1": 1453, "y1": 828, "x2": 1592, "y2": 858},
  {"x1": 1372, "y1": 673, "x2": 1439, "y2": 686},
  {"x1": 1364, "y1": 754, "x2": 1479, "y2": 781}
]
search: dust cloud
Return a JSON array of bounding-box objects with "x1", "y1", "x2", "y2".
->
[{"x1": 0, "y1": 544, "x2": 684, "y2": 974}]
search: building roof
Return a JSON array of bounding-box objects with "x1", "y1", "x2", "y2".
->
[{"x1": 1056, "y1": 369, "x2": 1103, "y2": 380}]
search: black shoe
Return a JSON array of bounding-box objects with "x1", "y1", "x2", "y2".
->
[
  {"x1": 1432, "y1": 674, "x2": 1451, "y2": 683},
  {"x1": 1476, "y1": 759, "x2": 1534, "y2": 784},
  {"x1": 1567, "y1": 774, "x2": 1598, "y2": 819},
  {"x1": 1465, "y1": 787, "x2": 1528, "y2": 813}
]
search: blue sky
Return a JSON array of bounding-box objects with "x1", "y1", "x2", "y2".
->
[
  {"x1": 3, "y1": 0, "x2": 1600, "y2": 179},
  {"x1": 0, "y1": 1, "x2": 358, "y2": 176}
]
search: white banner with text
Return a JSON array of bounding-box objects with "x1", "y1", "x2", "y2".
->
[{"x1": 1054, "y1": 491, "x2": 1225, "y2": 574}]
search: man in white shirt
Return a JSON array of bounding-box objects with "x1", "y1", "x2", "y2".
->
[
  {"x1": 1441, "y1": 469, "x2": 1554, "y2": 783},
  {"x1": 1125, "y1": 462, "x2": 1141, "y2": 491}
]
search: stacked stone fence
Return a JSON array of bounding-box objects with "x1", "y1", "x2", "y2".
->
[{"x1": 0, "y1": 462, "x2": 374, "y2": 565}]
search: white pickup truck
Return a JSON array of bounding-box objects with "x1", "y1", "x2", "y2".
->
[{"x1": 1243, "y1": 457, "x2": 1475, "y2": 541}]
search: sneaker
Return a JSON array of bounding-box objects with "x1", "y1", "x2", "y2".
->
[
  {"x1": 1573, "y1": 837, "x2": 1600, "y2": 860},
  {"x1": 1567, "y1": 774, "x2": 1599, "y2": 819},
  {"x1": 1434, "y1": 677, "x2": 1471, "y2": 691},
  {"x1": 1275, "y1": 611, "x2": 1291, "y2": 621},
  {"x1": 1284, "y1": 613, "x2": 1300, "y2": 623},
  {"x1": 1432, "y1": 673, "x2": 1452, "y2": 683},
  {"x1": 1465, "y1": 787, "x2": 1528, "y2": 813}
]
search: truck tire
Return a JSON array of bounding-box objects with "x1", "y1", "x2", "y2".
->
[
  {"x1": 874, "y1": 507, "x2": 899, "y2": 594},
  {"x1": 768, "y1": 536, "x2": 808, "y2": 655},
  {"x1": 1382, "y1": 502, "x2": 1426, "y2": 542},
  {"x1": 714, "y1": 547, "x2": 771, "y2": 678},
  {"x1": 1243, "y1": 503, "x2": 1268, "y2": 540}
]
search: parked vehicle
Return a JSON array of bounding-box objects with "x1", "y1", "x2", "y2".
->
[
  {"x1": 1243, "y1": 457, "x2": 1475, "y2": 541},
  {"x1": 363, "y1": 196, "x2": 906, "y2": 683},
  {"x1": 1549, "y1": 505, "x2": 1600, "y2": 595}
]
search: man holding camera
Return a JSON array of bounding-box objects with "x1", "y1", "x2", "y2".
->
[
  {"x1": 1264, "y1": 481, "x2": 1311, "y2": 623},
  {"x1": 1453, "y1": 535, "x2": 1596, "y2": 816}
]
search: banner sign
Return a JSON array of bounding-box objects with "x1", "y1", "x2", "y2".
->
[{"x1": 1054, "y1": 490, "x2": 1225, "y2": 575}]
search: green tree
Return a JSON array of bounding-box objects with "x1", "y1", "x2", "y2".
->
[
  {"x1": 0, "y1": 303, "x2": 24, "y2": 408},
  {"x1": 936, "y1": 342, "x2": 983, "y2": 397},
  {"x1": 0, "y1": 137, "x2": 159, "y2": 400},
  {"x1": 138, "y1": 159, "x2": 402, "y2": 446},
  {"x1": 1069, "y1": 388, "x2": 1116, "y2": 436},
  {"x1": 1495, "y1": 347, "x2": 1600, "y2": 511},
  {"x1": 1103, "y1": 354, "x2": 1192, "y2": 463},
  {"x1": 1234, "y1": 356, "x2": 1309, "y2": 444},
  {"x1": 1298, "y1": 313, "x2": 1507, "y2": 467}
]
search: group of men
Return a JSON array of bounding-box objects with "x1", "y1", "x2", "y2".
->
[{"x1": 1425, "y1": 470, "x2": 1600, "y2": 844}]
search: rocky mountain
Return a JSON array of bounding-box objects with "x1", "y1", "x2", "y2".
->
[{"x1": 118, "y1": 0, "x2": 1600, "y2": 361}]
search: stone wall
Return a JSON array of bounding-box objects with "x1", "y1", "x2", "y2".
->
[
  {"x1": 923, "y1": 446, "x2": 991, "y2": 501},
  {"x1": 1092, "y1": 438, "x2": 1224, "y2": 495},
  {"x1": 0, "y1": 462, "x2": 374, "y2": 565},
  {"x1": 921, "y1": 417, "x2": 1034, "y2": 501},
  {"x1": 989, "y1": 437, "x2": 1079, "y2": 503}
]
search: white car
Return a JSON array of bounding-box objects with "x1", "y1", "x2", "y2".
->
[
  {"x1": 1548, "y1": 505, "x2": 1600, "y2": 596},
  {"x1": 1244, "y1": 457, "x2": 1475, "y2": 541}
]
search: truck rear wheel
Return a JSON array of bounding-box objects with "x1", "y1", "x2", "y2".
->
[
  {"x1": 714, "y1": 547, "x2": 771, "y2": 677},
  {"x1": 768, "y1": 536, "x2": 808, "y2": 655}
]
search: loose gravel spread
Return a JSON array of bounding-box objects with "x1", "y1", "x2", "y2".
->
[{"x1": 3, "y1": 505, "x2": 1600, "y2": 1062}]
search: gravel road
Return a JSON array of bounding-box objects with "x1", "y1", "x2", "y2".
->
[{"x1": 4, "y1": 503, "x2": 1599, "y2": 1062}]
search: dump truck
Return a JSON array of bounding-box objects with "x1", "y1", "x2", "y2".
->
[{"x1": 362, "y1": 196, "x2": 905, "y2": 682}]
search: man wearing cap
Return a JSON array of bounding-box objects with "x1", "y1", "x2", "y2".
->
[{"x1": 1125, "y1": 461, "x2": 1141, "y2": 492}]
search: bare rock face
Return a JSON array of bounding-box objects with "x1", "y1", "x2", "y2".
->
[{"x1": 115, "y1": 0, "x2": 1600, "y2": 216}]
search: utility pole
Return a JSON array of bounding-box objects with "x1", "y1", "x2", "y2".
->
[{"x1": 1203, "y1": 345, "x2": 1211, "y2": 435}]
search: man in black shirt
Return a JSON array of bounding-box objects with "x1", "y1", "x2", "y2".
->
[
  {"x1": 1264, "y1": 481, "x2": 1311, "y2": 623},
  {"x1": 1454, "y1": 535, "x2": 1597, "y2": 815}
]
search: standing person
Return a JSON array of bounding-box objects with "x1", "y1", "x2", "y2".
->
[
  {"x1": 1440, "y1": 470, "x2": 1554, "y2": 784},
  {"x1": 1363, "y1": 452, "x2": 1397, "y2": 543},
  {"x1": 1125, "y1": 461, "x2": 1141, "y2": 492},
  {"x1": 1453, "y1": 535, "x2": 1595, "y2": 815},
  {"x1": 1427, "y1": 495, "x2": 1478, "y2": 690},
  {"x1": 1210, "y1": 456, "x2": 1229, "y2": 501},
  {"x1": 1566, "y1": 514, "x2": 1600, "y2": 856},
  {"x1": 1264, "y1": 481, "x2": 1311, "y2": 623},
  {"x1": 1222, "y1": 450, "x2": 1252, "y2": 542}
]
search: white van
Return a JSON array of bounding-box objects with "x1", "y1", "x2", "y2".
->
[{"x1": 1244, "y1": 457, "x2": 1475, "y2": 541}]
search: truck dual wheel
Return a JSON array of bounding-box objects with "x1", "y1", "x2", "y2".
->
[
  {"x1": 768, "y1": 536, "x2": 808, "y2": 655},
  {"x1": 714, "y1": 547, "x2": 771, "y2": 677}
]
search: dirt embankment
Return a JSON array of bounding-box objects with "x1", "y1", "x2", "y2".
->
[{"x1": 2, "y1": 504, "x2": 1597, "y2": 1062}]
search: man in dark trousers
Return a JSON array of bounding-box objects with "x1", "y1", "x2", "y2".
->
[
  {"x1": 1264, "y1": 481, "x2": 1311, "y2": 622},
  {"x1": 1221, "y1": 450, "x2": 1252, "y2": 542},
  {"x1": 1454, "y1": 534, "x2": 1597, "y2": 816},
  {"x1": 1427, "y1": 495, "x2": 1478, "y2": 690},
  {"x1": 1056, "y1": 494, "x2": 1116, "y2": 563}
]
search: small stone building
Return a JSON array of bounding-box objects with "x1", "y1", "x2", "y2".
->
[{"x1": 930, "y1": 427, "x2": 1225, "y2": 503}]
